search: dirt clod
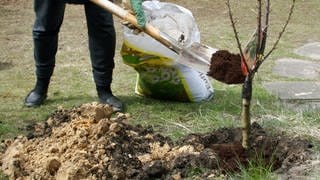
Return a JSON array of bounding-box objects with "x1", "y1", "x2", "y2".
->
[
  {"x1": 208, "y1": 50, "x2": 246, "y2": 84},
  {"x1": 46, "y1": 157, "x2": 61, "y2": 175},
  {"x1": 0, "y1": 103, "x2": 315, "y2": 179}
]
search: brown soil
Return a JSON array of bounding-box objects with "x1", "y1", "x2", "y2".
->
[
  {"x1": 208, "y1": 50, "x2": 246, "y2": 84},
  {"x1": 0, "y1": 103, "x2": 314, "y2": 179}
]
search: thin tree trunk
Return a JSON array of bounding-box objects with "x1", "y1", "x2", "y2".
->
[{"x1": 241, "y1": 76, "x2": 252, "y2": 149}]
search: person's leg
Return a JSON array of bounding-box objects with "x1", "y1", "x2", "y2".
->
[
  {"x1": 85, "y1": 1, "x2": 123, "y2": 112},
  {"x1": 25, "y1": 0, "x2": 65, "y2": 107}
]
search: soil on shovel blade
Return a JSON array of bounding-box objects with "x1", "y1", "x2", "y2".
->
[
  {"x1": 208, "y1": 50, "x2": 246, "y2": 84},
  {"x1": 0, "y1": 103, "x2": 315, "y2": 179}
]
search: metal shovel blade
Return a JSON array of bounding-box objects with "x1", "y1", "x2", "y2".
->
[
  {"x1": 159, "y1": 32, "x2": 217, "y2": 74},
  {"x1": 177, "y1": 42, "x2": 218, "y2": 74}
]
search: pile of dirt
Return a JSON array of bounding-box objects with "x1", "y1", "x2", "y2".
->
[
  {"x1": 0, "y1": 103, "x2": 315, "y2": 179},
  {"x1": 0, "y1": 0, "x2": 19, "y2": 5},
  {"x1": 208, "y1": 50, "x2": 246, "y2": 84}
]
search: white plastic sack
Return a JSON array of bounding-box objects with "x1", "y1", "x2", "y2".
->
[{"x1": 121, "y1": 0, "x2": 213, "y2": 102}]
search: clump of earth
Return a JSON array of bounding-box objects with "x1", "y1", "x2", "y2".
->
[
  {"x1": 0, "y1": 103, "x2": 316, "y2": 179},
  {"x1": 208, "y1": 50, "x2": 246, "y2": 84}
]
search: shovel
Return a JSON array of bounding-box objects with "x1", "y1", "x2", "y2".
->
[{"x1": 90, "y1": 0, "x2": 217, "y2": 74}]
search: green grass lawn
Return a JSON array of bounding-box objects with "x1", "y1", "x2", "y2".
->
[{"x1": 1, "y1": 0, "x2": 320, "y2": 178}]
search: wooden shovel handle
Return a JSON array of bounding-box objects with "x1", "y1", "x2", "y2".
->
[{"x1": 90, "y1": 0, "x2": 173, "y2": 48}]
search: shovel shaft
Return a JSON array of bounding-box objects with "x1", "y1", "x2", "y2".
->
[{"x1": 90, "y1": 0, "x2": 174, "y2": 49}]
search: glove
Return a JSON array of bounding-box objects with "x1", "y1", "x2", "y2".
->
[
  {"x1": 129, "y1": 0, "x2": 146, "y2": 29},
  {"x1": 64, "y1": 0, "x2": 89, "y2": 4}
]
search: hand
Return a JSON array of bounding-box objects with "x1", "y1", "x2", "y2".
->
[
  {"x1": 127, "y1": 0, "x2": 146, "y2": 29},
  {"x1": 64, "y1": 0, "x2": 89, "y2": 4}
]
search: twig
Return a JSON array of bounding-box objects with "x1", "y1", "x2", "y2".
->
[
  {"x1": 256, "y1": 0, "x2": 262, "y2": 56},
  {"x1": 259, "y1": 0, "x2": 270, "y2": 54},
  {"x1": 226, "y1": 0, "x2": 248, "y2": 71},
  {"x1": 263, "y1": 0, "x2": 296, "y2": 60}
]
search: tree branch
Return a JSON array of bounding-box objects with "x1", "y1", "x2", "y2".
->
[
  {"x1": 226, "y1": 0, "x2": 248, "y2": 71},
  {"x1": 256, "y1": 0, "x2": 262, "y2": 57},
  {"x1": 259, "y1": 0, "x2": 270, "y2": 54},
  {"x1": 263, "y1": 0, "x2": 295, "y2": 60}
]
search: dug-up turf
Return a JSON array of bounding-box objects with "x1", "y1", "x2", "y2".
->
[{"x1": 0, "y1": 103, "x2": 315, "y2": 179}]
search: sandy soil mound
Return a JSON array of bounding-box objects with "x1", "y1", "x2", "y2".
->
[{"x1": 0, "y1": 103, "x2": 316, "y2": 179}]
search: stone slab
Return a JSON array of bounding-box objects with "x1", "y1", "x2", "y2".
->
[
  {"x1": 263, "y1": 81, "x2": 320, "y2": 101},
  {"x1": 273, "y1": 58, "x2": 320, "y2": 80},
  {"x1": 295, "y1": 42, "x2": 320, "y2": 60}
]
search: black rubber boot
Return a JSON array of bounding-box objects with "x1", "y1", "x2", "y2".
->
[
  {"x1": 24, "y1": 77, "x2": 49, "y2": 107},
  {"x1": 97, "y1": 86, "x2": 124, "y2": 112},
  {"x1": 24, "y1": 90, "x2": 47, "y2": 107}
]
